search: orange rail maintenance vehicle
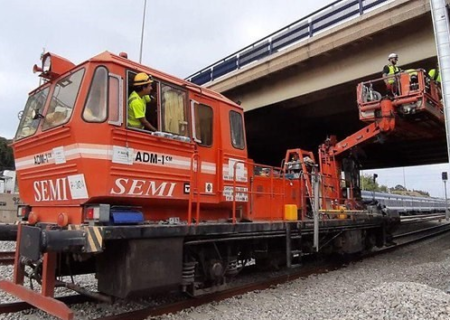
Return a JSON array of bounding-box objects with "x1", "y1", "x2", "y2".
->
[{"x1": 0, "y1": 52, "x2": 443, "y2": 320}]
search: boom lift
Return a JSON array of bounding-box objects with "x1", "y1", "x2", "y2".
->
[{"x1": 316, "y1": 69, "x2": 443, "y2": 212}]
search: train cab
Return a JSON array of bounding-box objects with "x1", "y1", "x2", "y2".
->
[{"x1": 14, "y1": 51, "x2": 259, "y2": 226}]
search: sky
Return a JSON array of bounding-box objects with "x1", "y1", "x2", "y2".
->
[
  {"x1": 0, "y1": 0, "x2": 449, "y2": 197},
  {"x1": 362, "y1": 165, "x2": 450, "y2": 198}
]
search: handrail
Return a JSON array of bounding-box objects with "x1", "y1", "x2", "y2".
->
[
  {"x1": 231, "y1": 160, "x2": 244, "y2": 224},
  {"x1": 187, "y1": 153, "x2": 201, "y2": 225},
  {"x1": 185, "y1": 0, "x2": 391, "y2": 85},
  {"x1": 230, "y1": 160, "x2": 286, "y2": 223},
  {"x1": 227, "y1": 157, "x2": 365, "y2": 222},
  {"x1": 358, "y1": 69, "x2": 443, "y2": 116}
]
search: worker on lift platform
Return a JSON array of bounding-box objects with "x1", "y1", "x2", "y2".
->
[
  {"x1": 382, "y1": 53, "x2": 401, "y2": 96},
  {"x1": 429, "y1": 63, "x2": 441, "y2": 85}
]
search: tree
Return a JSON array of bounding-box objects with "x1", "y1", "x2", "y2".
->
[
  {"x1": 361, "y1": 175, "x2": 431, "y2": 197},
  {"x1": 0, "y1": 137, "x2": 15, "y2": 170},
  {"x1": 413, "y1": 189, "x2": 430, "y2": 197},
  {"x1": 360, "y1": 174, "x2": 389, "y2": 192},
  {"x1": 361, "y1": 174, "x2": 377, "y2": 191}
]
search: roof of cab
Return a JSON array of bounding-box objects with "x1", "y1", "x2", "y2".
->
[{"x1": 88, "y1": 51, "x2": 242, "y2": 110}]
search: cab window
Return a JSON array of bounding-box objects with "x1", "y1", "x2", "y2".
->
[
  {"x1": 126, "y1": 71, "x2": 158, "y2": 131},
  {"x1": 193, "y1": 102, "x2": 213, "y2": 146},
  {"x1": 15, "y1": 87, "x2": 50, "y2": 140},
  {"x1": 83, "y1": 66, "x2": 107, "y2": 122},
  {"x1": 42, "y1": 68, "x2": 85, "y2": 130},
  {"x1": 230, "y1": 110, "x2": 245, "y2": 149},
  {"x1": 161, "y1": 84, "x2": 188, "y2": 136},
  {"x1": 108, "y1": 74, "x2": 121, "y2": 124}
]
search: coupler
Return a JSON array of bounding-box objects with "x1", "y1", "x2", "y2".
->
[{"x1": 0, "y1": 223, "x2": 86, "y2": 320}]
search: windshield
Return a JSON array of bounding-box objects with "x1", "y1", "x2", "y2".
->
[
  {"x1": 42, "y1": 68, "x2": 85, "y2": 130},
  {"x1": 15, "y1": 87, "x2": 50, "y2": 140}
]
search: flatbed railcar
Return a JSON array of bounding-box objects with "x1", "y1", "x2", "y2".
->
[{"x1": 0, "y1": 51, "x2": 443, "y2": 320}]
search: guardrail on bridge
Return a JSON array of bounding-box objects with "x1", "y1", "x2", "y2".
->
[{"x1": 185, "y1": 0, "x2": 391, "y2": 86}]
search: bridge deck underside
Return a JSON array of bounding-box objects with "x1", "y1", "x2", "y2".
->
[
  {"x1": 245, "y1": 79, "x2": 447, "y2": 170},
  {"x1": 232, "y1": 15, "x2": 448, "y2": 169}
]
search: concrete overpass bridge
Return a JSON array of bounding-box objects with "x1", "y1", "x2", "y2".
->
[{"x1": 187, "y1": 0, "x2": 449, "y2": 169}]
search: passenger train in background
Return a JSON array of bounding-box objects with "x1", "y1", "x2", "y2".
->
[{"x1": 361, "y1": 190, "x2": 449, "y2": 215}]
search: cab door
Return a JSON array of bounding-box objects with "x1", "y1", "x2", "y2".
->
[
  {"x1": 219, "y1": 106, "x2": 251, "y2": 221},
  {"x1": 190, "y1": 95, "x2": 218, "y2": 203}
]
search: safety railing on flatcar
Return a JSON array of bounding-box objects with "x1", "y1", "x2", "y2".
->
[
  {"x1": 312, "y1": 170, "x2": 367, "y2": 219},
  {"x1": 186, "y1": 0, "x2": 392, "y2": 85},
  {"x1": 230, "y1": 160, "x2": 287, "y2": 223}
]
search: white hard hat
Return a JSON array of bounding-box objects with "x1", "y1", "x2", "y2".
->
[{"x1": 388, "y1": 53, "x2": 398, "y2": 60}]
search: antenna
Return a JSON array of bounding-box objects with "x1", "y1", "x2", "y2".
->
[{"x1": 139, "y1": 0, "x2": 147, "y2": 64}]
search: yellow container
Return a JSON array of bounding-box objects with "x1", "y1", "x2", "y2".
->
[
  {"x1": 284, "y1": 204, "x2": 298, "y2": 221},
  {"x1": 338, "y1": 206, "x2": 347, "y2": 219}
]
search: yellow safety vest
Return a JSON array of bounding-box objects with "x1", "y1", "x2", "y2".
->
[
  {"x1": 387, "y1": 65, "x2": 400, "y2": 84},
  {"x1": 429, "y1": 69, "x2": 441, "y2": 83},
  {"x1": 128, "y1": 91, "x2": 147, "y2": 128}
]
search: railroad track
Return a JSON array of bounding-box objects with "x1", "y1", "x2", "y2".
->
[
  {"x1": 400, "y1": 213, "x2": 447, "y2": 224},
  {"x1": 0, "y1": 251, "x2": 15, "y2": 265},
  {"x1": 0, "y1": 294, "x2": 93, "y2": 315},
  {"x1": 392, "y1": 222, "x2": 450, "y2": 246},
  {"x1": 91, "y1": 223, "x2": 450, "y2": 320},
  {"x1": 1, "y1": 224, "x2": 450, "y2": 320}
]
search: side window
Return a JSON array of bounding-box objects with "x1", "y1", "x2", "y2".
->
[
  {"x1": 193, "y1": 102, "x2": 213, "y2": 146},
  {"x1": 15, "y1": 87, "x2": 50, "y2": 140},
  {"x1": 108, "y1": 74, "x2": 122, "y2": 125},
  {"x1": 161, "y1": 84, "x2": 188, "y2": 136},
  {"x1": 42, "y1": 68, "x2": 85, "y2": 130},
  {"x1": 230, "y1": 110, "x2": 245, "y2": 149},
  {"x1": 83, "y1": 66, "x2": 107, "y2": 122}
]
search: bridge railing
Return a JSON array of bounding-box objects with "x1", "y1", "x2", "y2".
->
[{"x1": 186, "y1": 0, "x2": 391, "y2": 86}]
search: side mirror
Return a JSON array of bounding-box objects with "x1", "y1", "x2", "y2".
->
[{"x1": 32, "y1": 109, "x2": 45, "y2": 120}]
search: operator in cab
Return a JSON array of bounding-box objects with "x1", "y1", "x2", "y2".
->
[{"x1": 128, "y1": 73, "x2": 157, "y2": 131}]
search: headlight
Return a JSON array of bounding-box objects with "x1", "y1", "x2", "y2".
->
[{"x1": 42, "y1": 55, "x2": 51, "y2": 73}]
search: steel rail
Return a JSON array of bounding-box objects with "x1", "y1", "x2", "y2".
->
[
  {"x1": 393, "y1": 223, "x2": 450, "y2": 241},
  {"x1": 1, "y1": 223, "x2": 448, "y2": 319},
  {"x1": 0, "y1": 294, "x2": 93, "y2": 315},
  {"x1": 0, "y1": 251, "x2": 15, "y2": 265},
  {"x1": 91, "y1": 224, "x2": 450, "y2": 320}
]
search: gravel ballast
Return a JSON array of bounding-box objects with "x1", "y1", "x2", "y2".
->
[
  {"x1": 0, "y1": 233, "x2": 450, "y2": 319},
  {"x1": 156, "y1": 233, "x2": 450, "y2": 320}
]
